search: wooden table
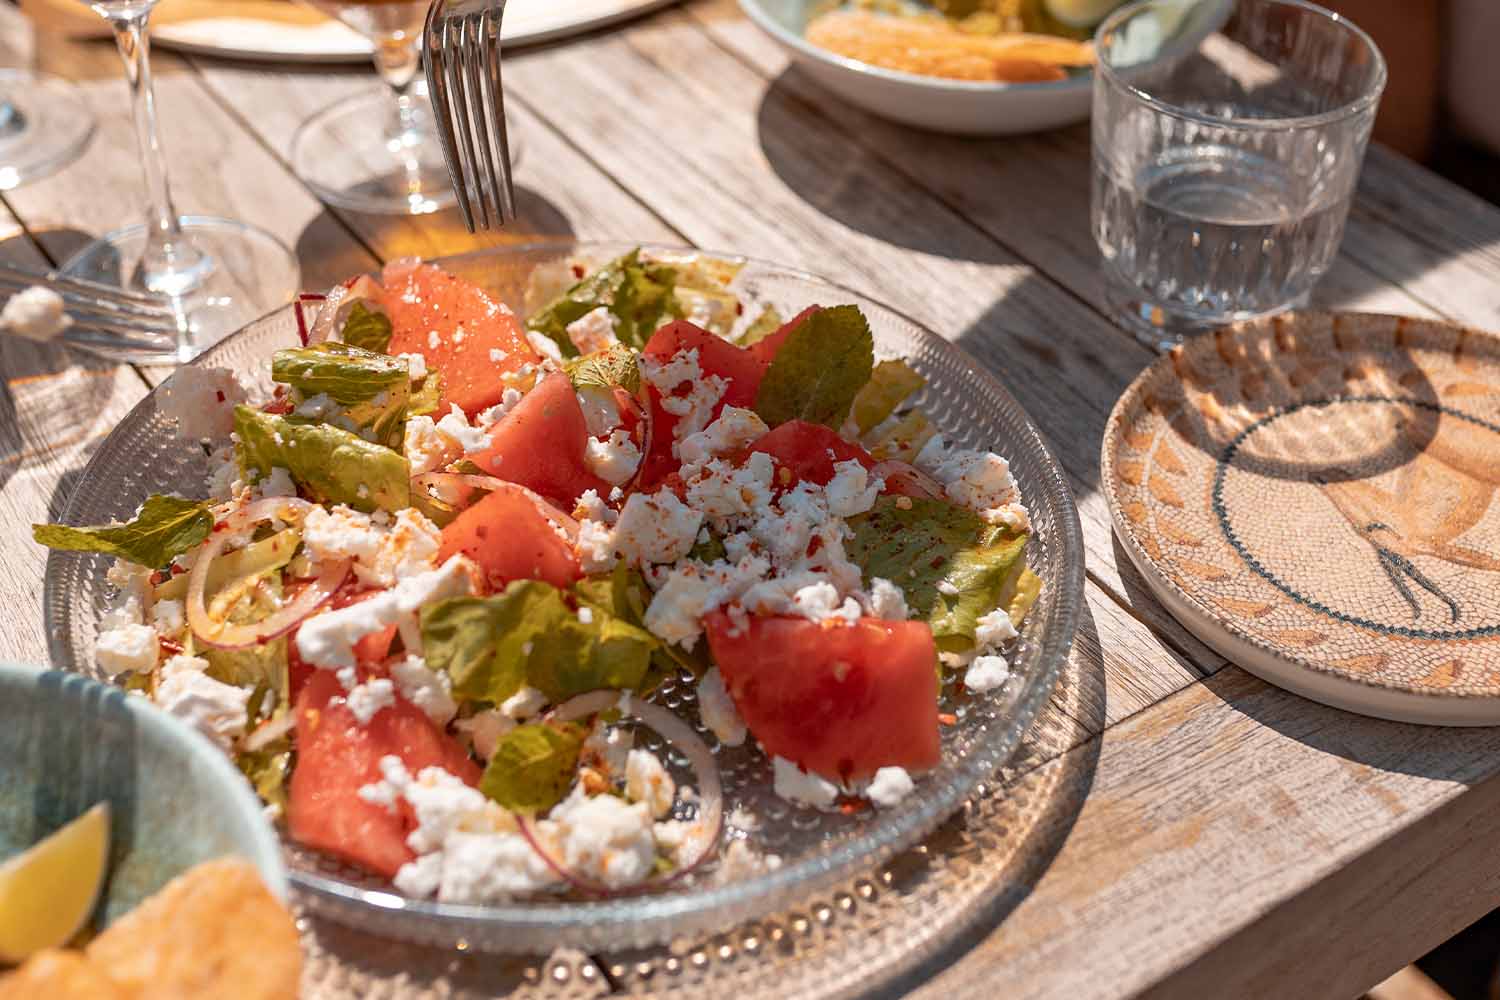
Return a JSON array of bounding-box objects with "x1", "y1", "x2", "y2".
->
[{"x1": 6, "y1": 3, "x2": 1500, "y2": 997}]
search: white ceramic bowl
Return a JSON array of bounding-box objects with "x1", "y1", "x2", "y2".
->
[{"x1": 739, "y1": 0, "x2": 1094, "y2": 135}]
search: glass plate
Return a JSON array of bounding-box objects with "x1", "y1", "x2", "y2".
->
[{"x1": 43, "y1": 241, "x2": 1084, "y2": 952}]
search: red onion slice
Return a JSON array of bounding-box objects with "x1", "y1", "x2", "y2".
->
[
  {"x1": 243, "y1": 709, "x2": 296, "y2": 752},
  {"x1": 293, "y1": 293, "x2": 325, "y2": 347},
  {"x1": 306, "y1": 274, "x2": 383, "y2": 345},
  {"x1": 186, "y1": 497, "x2": 349, "y2": 650},
  {"x1": 515, "y1": 690, "x2": 724, "y2": 896},
  {"x1": 623, "y1": 384, "x2": 655, "y2": 495}
]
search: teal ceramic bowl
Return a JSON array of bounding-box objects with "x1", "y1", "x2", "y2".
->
[{"x1": 0, "y1": 663, "x2": 286, "y2": 929}]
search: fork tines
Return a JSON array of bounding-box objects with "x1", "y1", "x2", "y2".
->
[
  {"x1": 425, "y1": 0, "x2": 516, "y2": 233},
  {"x1": 0, "y1": 264, "x2": 178, "y2": 331}
]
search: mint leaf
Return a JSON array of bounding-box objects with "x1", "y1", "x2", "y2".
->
[
  {"x1": 272, "y1": 341, "x2": 410, "y2": 449},
  {"x1": 565, "y1": 343, "x2": 641, "y2": 392},
  {"x1": 33, "y1": 494, "x2": 213, "y2": 569},
  {"x1": 423, "y1": 580, "x2": 655, "y2": 704},
  {"x1": 340, "y1": 301, "x2": 394, "y2": 354},
  {"x1": 850, "y1": 360, "x2": 925, "y2": 435},
  {"x1": 526, "y1": 249, "x2": 679, "y2": 355},
  {"x1": 846, "y1": 497, "x2": 1028, "y2": 652},
  {"x1": 480, "y1": 721, "x2": 587, "y2": 813},
  {"x1": 234, "y1": 406, "x2": 409, "y2": 513},
  {"x1": 754, "y1": 305, "x2": 874, "y2": 428},
  {"x1": 574, "y1": 565, "x2": 705, "y2": 688}
]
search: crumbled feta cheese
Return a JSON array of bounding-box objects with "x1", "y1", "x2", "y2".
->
[
  {"x1": 865, "y1": 766, "x2": 916, "y2": 808},
  {"x1": 791, "y1": 581, "x2": 861, "y2": 625},
  {"x1": 428, "y1": 330, "x2": 441, "y2": 350},
  {"x1": 974, "y1": 608, "x2": 1018, "y2": 650},
  {"x1": 295, "y1": 556, "x2": 477, "y2": 668},
  {"x1": 575, "y1": 387, "x2": 622, "y2": 438},
  {"x1": 391, "y1": 655, "x2": 457, "y2": 726},
  {"x1": 927, "y1": 448, "x2": 1016, "y2": 512},
  {"x1": 150, "y1": 598, "x2": 186, "y2": 636},
  {"x1": 547, "y1": 788, "x2": 657, "y2": 889},
  {"x1": 488, "y1": 347, "x2": 508, "y2": 364},
  {"x1": 677, "y1": 406, "x2": 768, "y2": 470},
  {"x1": 964, "y1": 654, "x2": 1010, "y2": 692},
  {"x1": 476, "y1": 387, "x2": 524, "y2": 430},
  {"x1": 574, "y1": 489, "x2": 617, "y2": 525},
  {"x1": 345, "y1": 678, "x2": 396, "y2": 725},
  {"x1": 625, "y1": 749, "x2": 676, "y2": 819},
  {"x1": 685, "y1": 453, "x2": 775, "y2": 519},
  {"x1": 575, "y1": 518, "x2": 619, "y2": 574},
  {"x1": 696, "y1": 667, "x2": 746, "y2": 746},
  {"x1": 436, "y1": 404, "x2": 491, "y2": 454},
  {"x1": 303, "y1": 505, "x2": 442, "y2": 589},
  {"x1": 1, "y1": 285, "x2": 71, "y2": 341},
  {"x1": 580, "y1": 723, "x2": 632, "y2": 777},
  {"x1": 404, "y1": 415, "x2": 461, "y2": 476},
  {"x1": 984, "y1": 502, "x2": 1031, "y2": 532},
  {"x1": 584, "y1": 429, "x2": 642, "y2": 487},
  {"x1": 206, "y1": 444, "x2": 242, "y2": 501},
  {"x1": 637, "y1": 347, "x2": 701, "y2": 394},
  {"x1": 771, "y1": 756, "x2": 839, "y2": 810},
  {"x1": 565, "y1": 306, "x2": 619, "y2": 355},
  {"x1": 713, "y1": 839, "x2": 782, "y2": 885},
  {"x1": 456, "y1": 709, "x2": 514, "y2": 761},
  {"x1": 615, "y1": 488, "x2": 703, "y2": 566},
  {"x1": 500, "y1": 685, "x2": 548, "y2": 720},
  {"x1": 336, "y1": 666, "x2": 358, "y2": 692},
  {"x1": 256, "y1": 466, "x2": 298, "y2": 499},
  {"x1": 158, "y1": 366, "x2": 248, "y2": 439},
  {"x1": 107, "y1": 558, "x2": 152, "y2": 611},
  {"x1": 862, "y1": 577, "x2": 909, "y2": 621},
  {"x1": 154, "y1": 654, "x2": 249, "y2": 752},
  {"x1": 525, "y1": 330, "x2": 565, "y2": 366},
  {"x1": 638, "y1": 348, "x2": 728, "y2": 452},
  {"x1": 399, "y1": 352, "x2": 428, "y2": 379},
  {"x1": 643, "y1": 556, "x2": 769, "y2": 648},
  {"x1": 825, "y1": 460, "x2": 882, "y2": 517},
  {"x1": 95, "y1": 623, "x2": 159, "y2": 676},
  {"x1": 292, "y1": 392, "x2": 338, "y2": 421},
  {"x1": 433, "y1": 830, "x2": 562, "y2": 902}
]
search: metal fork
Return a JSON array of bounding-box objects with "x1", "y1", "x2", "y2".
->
[
  {"x1": 423, "y1": 0, "x2": 517, "y2": 232},
  {"x1": 0, "y1": 264, "x2": 180, "y2": 350}
]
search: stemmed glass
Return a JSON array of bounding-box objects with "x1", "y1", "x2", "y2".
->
[
  {"x1": 289, "y1": 0, "x2": 458, "y2": 215},
  {"x1": 0, "y1": 72, "x2": 95, "y2": 190},
  {"x1": 61, "y1": 0, "x2": 300, "y2": 362}
]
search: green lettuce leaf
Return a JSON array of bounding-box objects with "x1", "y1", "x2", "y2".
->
[
  {"x1": 203, "y1": 574, "x2": 290, "y2": 700},
  {"x1": 565, "y1": 343, "x2": 641, "y2": 392},
  {"x1": 237, "y1": 743, "x2": 290, "y2": 814},
  {"x1": 340, "y1": 301, "x2": 394, "y2": 354},
  {"x1": 850, "y1": 360, "x2": 925, "y2": 435},
  {"x1": 865, "y1": 410, "x2": 938, "y2": 462},
  {"x1": 1003, "y1": 567, "x2": 1042, "y2": 629},
  {"x1": 271, "y1": 341, "x2": 410, "y2": 449},
  {"x1": 526, "y1": 249, "x2": 678, "y2": 355},
  {"x1": 409, "y1": 371, "x2": 443, "y2": 417},
  {"x1": 736, "y1": 305, "x2": 783, "y2": 346},
  {"x1": 234, "y1": 406, "x2": 409, "y2": 513},
  {"x1": 667, "y1": 254, "x2": 744, "y2": 338},
  {"x1": 574, "y1": 565, "x2": 705, "y2": 687},
  {"x1": 480, "y1": 721, "x2": 587, "y2": 814},
  {"x1": 754, "y1": 305, "x2": 874, "y2": 429},
  {"x1": 32, "y1": 495, "x2": 213, "y2": 569},
  {"x1": 423, "y1": 580, "x2": 655, "y2": 704},
  {"x1": 846, "y1": 497, "x2": 1028, "y2": 652}
]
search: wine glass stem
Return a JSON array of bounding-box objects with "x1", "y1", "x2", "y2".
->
[
  {"x1": 107, "y1": 10, "x2": 209, "y2": 296},
  {"x1": 374, "y1": 34, "x2": 421, "y2": 137}
]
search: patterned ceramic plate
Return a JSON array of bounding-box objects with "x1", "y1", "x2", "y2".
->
[{"x1": 1103, "y1": 312, "x2": 1500, "y2": 725}]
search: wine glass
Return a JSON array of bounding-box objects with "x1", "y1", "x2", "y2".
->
[
  {"x1": 0, "y1": 71, "x2": 95, "y2": 190},
  {"x1": 289, "y1": 0, "x2": 458, "y2": 215},
  {"x1": 60, "y1": 0, "x2": 301, "y2": 363}
]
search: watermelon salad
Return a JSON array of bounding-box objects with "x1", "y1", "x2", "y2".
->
[{"x1": 36, "y1": 249, "x2": 1041, "y2": 903}]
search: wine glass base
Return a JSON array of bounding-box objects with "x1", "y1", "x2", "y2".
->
[
  {"x1": 291, "y1": 87, "x2": 460, "y2": 216},
  {"x1": 1103, "y1": 280, "x2": 1309, "y2": 354},
  {"x1": 60, "y1": 216, "x2": 301, "y2": 364},
  {"x1": 0, "y1": 72, "x2": 96, "y2": 190}
]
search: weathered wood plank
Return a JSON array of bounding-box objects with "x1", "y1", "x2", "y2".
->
[
  {"x1": 0, "y1": 207, "x2": 151, "y2": 665},
  {"x1": 502, "y1": 10, "x2": 1225, "y2": 676},
  {"x1": 905, "y1": 669, "x2": 1500, "y2": 1000}
]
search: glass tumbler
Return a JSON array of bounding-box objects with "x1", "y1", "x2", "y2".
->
[{"x1": 1090, "y1": 0, "x2": 1386, "y2": 350}]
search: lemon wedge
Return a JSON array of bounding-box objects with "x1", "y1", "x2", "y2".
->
[{"x1": 0, "y1": 802, "x2": 110, "y2": 963}]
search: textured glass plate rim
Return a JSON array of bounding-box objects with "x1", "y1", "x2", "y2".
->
[{"x1": 45, "y1": 240, "x2": 1084, "y2": 951}]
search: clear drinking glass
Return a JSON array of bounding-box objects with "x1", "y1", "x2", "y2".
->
[
  {"x1": 63, "y1": 0, "x2": 300, "y2": 363},
  {"x1": 289, "y1": 0, "x2": 458, "y2": 215},
  {"x1": 1090, "y1": 0, "x2": 1386, "y2": 350},
  {"x1": 0, "y1": 71, "x2": 95, "y2": 190}
]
